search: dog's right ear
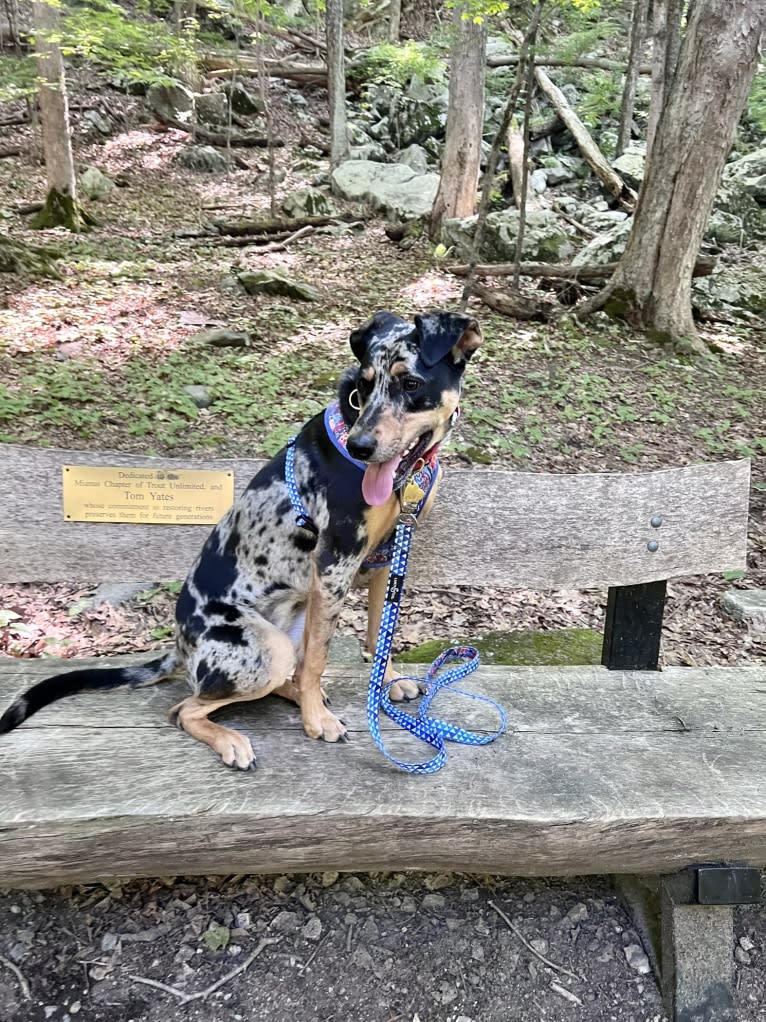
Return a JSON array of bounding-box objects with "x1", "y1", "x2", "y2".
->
[{"x1": 349, "y1": 311, "x2": 406, "y2": 363}]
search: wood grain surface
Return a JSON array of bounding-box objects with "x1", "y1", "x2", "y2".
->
[
  {"x1": 1, "y1": 656, "x2": 765, "y2": 887},
  {"x1": 1, "y1": 445, "x2": 750, "y2": 588}
]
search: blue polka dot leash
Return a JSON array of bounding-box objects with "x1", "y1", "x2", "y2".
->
[
  {"x1": 365, "y1": 486, "x2": 507, "y2": 774},
  {"x1": 284, "y1": 435, "x2": 506, "y2": 772}
]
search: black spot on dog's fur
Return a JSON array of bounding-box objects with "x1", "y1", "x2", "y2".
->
[
  {"x1": 207, "y1": 624, "x2": 247, "y2": 647},
  {"x1": 254, "y1": 554, "x2": 268, "y2": 567},
  {"x1": 196, "y1": 660, "x2": 236, "y2": 697},
  {"x1": 293, "y1": 530, "x2": 318, "y2": 553},
  {"x1": 205, "y1": 600, "x2": 240, "y2": 622},
  {"x1": 193, "y1": 546, "x2": 236, "y2": 600}
]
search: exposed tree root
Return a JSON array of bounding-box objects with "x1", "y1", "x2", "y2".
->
[{"x1": 30, "y1": 188, "x2": 97, "y2": 233}]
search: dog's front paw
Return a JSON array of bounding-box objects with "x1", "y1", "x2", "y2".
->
[
  {"x1": 303, "y1": 708, "x2": 349, "y2": 743},
  {"x1": 388, "y1": 676, "x2": 420, "y2": 701}
]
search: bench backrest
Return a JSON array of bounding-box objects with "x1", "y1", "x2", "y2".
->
[{"x1": 2, "y1": 445, "x2": 750, "y2": 587}]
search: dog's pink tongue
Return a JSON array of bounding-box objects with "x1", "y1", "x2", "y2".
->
[{"x1": 362, "y1": 455, "x2": 402, "y2": 506}]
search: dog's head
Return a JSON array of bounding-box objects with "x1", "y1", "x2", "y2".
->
[{"x1": 339, "y1": 310, "x2": 482, "y2": 506}]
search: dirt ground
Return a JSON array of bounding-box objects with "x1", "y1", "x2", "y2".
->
[{"x1": 1, "y1": 871, "x2": 766, "y2": 1022}]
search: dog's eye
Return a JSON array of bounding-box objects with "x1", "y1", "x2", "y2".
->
[{"x1": 401, "y1": 376, "x2": 422, "y2": 393}]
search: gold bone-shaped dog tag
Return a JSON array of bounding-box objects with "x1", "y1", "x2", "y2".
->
[{"x1": 403, "y1": 481, "x2": 426, "y2": 505}]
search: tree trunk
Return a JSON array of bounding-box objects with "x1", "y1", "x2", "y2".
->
[
  {"x1": 388, "y1": 0, "x2": 402, "y2": 43},
  {"x1": 616, "y1": 0, "x2": 648, "y2": 157},
  {"x1": 32, "y1": 1, "x2": 91, "y2": 232},
  {"x1": 646, "y1": 0, "x2": 682, "y2": 161},
  {"x1": 326, "y1": 0, "x2": 349, "y2": 170},
  {"x1": 429, "y1": 8, "x2": 487, "y2": 241},
  {"x1": 598, "y1": 0, "x2": 764, "y2": 351}
]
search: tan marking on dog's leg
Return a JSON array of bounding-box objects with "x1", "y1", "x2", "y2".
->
[
  {"x1": 169, "y1": 694, "x2": 262, "y2": 770},
  {"x1": 170, "y1": 626, "x2": 297, "y2": 770},
  {"x1": 296, "y1": 567, "x2": 347, "y2": 742}
]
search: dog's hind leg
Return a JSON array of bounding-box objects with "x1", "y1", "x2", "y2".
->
[{"x1": 170, "y1": 616, "x2": 297, "y2": 770}]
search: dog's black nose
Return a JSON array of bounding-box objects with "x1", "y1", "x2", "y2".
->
[{"x1": 347, "y1": 433, "x2": 377, "y2": 461}]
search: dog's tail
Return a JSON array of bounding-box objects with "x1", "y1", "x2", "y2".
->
[{"x1": 0, "y1": 651, "x2": 179, "y2": 734}]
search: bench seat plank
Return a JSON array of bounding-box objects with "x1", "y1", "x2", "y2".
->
[{"x1": 1, "y1": 657, "x2": 765, "y2": 887}]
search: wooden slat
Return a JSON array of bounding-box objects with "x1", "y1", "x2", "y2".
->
[
  {"x1": 0, "y1": 445, "x2": 750, "y2": 588},
  {"x1": 1, "y1": 656, "x2": 765, "y2": 887}
]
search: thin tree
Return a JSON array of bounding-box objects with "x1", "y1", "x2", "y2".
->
[
  {"x1": 645, "y1": 0, "x2": 682, "y2": 161},
  {"x1": 326, "y1": 0, "x2": 349, "y2": 169},
  {"x1": 576, "y1": 0, "x2": 765, "y2": 353},
  {"x1": 31, "y1": 0, "x2": 94, "y2": 232},
  {"x1": 459, "y1": 1, "x2": 545, "y2": 309},
  {"x1": 388, "y1": 0, "x2": 402, "y2": 42},
  {"x1": 615, "y1": 0, "x2": 648, "y2": 158},
  {"x1": 429, "y1": 6, "x2": 488, "y2": 240}
]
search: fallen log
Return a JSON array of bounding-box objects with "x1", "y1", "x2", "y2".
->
[
  {"x1": 212, "y1": 214, "x2": 354, "y2": 237},
  {"x1": 160, "y1": 115, "x2": 281, "y2": 149},
  {"x1": 201, "y1": 53, "x2": 331, "y2": 87},
  {"x1": 470, "y1": 281, "x2": 556, "y2": 321},
  {"x1": 214, "y1": 224, "x2": 316, "y2": 250},
  {"x1": 450, "y1": 255, "x2": 717, "y2": 280},
  {"x1": 488, "y1": 54, "x2": 652, "y2": 74},
  {"x1": 533, "y1": 66, "x2": 636, "y2": 208}
]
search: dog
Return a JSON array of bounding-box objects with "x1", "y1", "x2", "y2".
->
[{"x1": 0, "y1": 310, "x2": 482, "y2": 769}]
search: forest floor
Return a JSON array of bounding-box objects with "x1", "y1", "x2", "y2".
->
[{"x1": 0, "y1": 78, "x2": 765, "y2": 1022}]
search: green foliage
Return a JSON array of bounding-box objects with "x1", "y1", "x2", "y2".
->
[
  {"x1": 743, "y1": 71, "x2": 766, "y2": 139},
  {"x1": 577, "y1": 71, "x2": 622, "y2": 130},
  {"x1": 352, "y1": 41, "x2": 445, "y2": 89},
  {"x1": 0, "y1": 55, "x2": 36, "y2": 103},
  {"x1": 62, "y1": 0, "x2": 197, "y2": 87}
]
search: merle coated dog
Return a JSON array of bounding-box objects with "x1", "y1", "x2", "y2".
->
[{"x1": 0, "y1": 310, "x2": 482, "y2": 769}]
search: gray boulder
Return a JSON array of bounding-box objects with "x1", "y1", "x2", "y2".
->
[
  {"x1": 711, "y1": 180, "x2": 766, "y2": 242},
  {"x1": 224, "y1": 81, "x2": 263, "y2": 116},
  {"x1": 190, "y1": 328, "x2": 250, "y2": 347},
  {"x1": 183, "y1": 385, "x2": 212, "y2": 409},
  {"x1": 147, "y1": 82, "x2": 194, "y2": 124},
  {"x1": 442, "y1": 208, "x2": 574, "y2": 263},
  {"x1": 281, "y1": 187, "x2": 336, "y2": 218},
  {"x1": 572, "y1": 218, "x2": 633, "y2": 267},
  {"x1": 364, "y1": 78, "x2": 448, "y2": 148},
  {"x1": 612, "y1": 147, "x2": 646, "y2": 190},
  {"x1": 349, "y1": 142, "x2": 388, "y2": 162},
  {"x1": 195, "y1": 92, "x2": 228, "y2": 126},
  {"x1": 173, "y1": 146, "x2": 229, "y2": 174},
  {"x1": 692, "y1": 272, "x2": 766, "y2": 319},
  {"x1": 79, "y1": 166, "x2": 115, "y2": 201},
  {"x1": 237, "y1": 269, "x2": 319, "y2": 302},
  {"x1": 723, "y1": 147, "x2": 766, "y2": 187},
  {"x1": 81, "y1": 109, "x2": 113, "y2": 136},
  {"x1": 396, "y1": 144, "x2": 430, "y2": 174},
  {"x1": 530, "y1": 168, "x2": 548, "y2": 194},
  {"x1": 346, "y1": 122, "x2": 371, "y2": 147},
  {"x1": 332, "y1": 160, "x2": 439, "y2": 219}
]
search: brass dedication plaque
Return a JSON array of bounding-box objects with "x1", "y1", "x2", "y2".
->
[{"x1": 63, "y1": 465, "x2": 234, "y2": 525}]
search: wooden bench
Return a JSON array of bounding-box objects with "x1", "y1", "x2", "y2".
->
[{"x1": 0, "y1": 445, "x2": 762, "y2": 1021}]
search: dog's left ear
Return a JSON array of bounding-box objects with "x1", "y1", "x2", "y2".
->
[{"x1": 414, "y1": 312, "x2": 482, "y2": 367}]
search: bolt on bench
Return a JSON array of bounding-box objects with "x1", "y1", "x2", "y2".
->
[{"x1": 0, "y1": 445, "x2": 761, "y2": 1021}]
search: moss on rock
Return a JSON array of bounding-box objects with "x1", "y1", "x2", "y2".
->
[{"x1": 398, "y1": 627, "x2": 603, "y2": 667}]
